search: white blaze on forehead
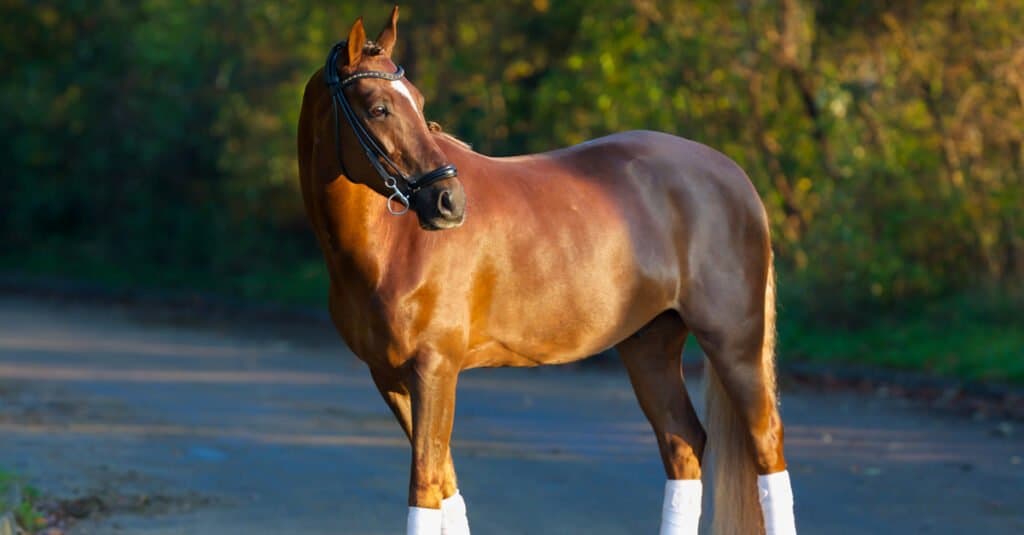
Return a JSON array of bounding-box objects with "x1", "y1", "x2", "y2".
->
[{"x1": 390, "y1": 80, "x2": 422, "y2": 117}]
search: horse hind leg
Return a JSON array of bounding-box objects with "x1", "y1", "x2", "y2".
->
[
  {"x1": 617, "y1": 311, "x2": 705, "y2": 535},
  {"x1": 690, "y1": 264, "x2": 796, "y2": 535}
]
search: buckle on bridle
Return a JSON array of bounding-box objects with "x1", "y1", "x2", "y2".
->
[{"x1": 384, "y1": 177, "x2": 410, "y2": 215}]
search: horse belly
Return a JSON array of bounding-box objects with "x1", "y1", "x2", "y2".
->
[{"x1": 466, "y1": 226, "x2": 680, "y2": 368}]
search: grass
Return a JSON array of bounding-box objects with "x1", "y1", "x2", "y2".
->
[
  {"x1": 0, "y1": 468, "x2": 45, "y2": 531},
  {"x1": 778, "y1": 290, "x2": 1024, "y2": 383}
]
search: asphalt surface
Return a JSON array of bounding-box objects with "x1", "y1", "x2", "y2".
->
[{"x1": 0, "y1": 297, "x2": 1021, "y2": 534}]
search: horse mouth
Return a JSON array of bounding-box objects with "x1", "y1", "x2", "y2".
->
[{"x1": 419, "y1": 215, "x2": 465, "y2": 231}]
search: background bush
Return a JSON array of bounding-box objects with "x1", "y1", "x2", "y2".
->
[{"x1": 1, "y1": 1, "x2": 1021, "y2": 378}]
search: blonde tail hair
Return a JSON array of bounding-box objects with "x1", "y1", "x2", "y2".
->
[{"x1": 704, "y1": 260, "x2": 777, "y2": 535}]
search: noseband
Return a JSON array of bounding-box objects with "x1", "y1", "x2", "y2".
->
[{"x1": 324, "y1": 42, "x2": 458, "y2": 215}]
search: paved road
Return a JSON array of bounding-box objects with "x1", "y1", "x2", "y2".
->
[{"x1": 0, "y1": 298, "x2": 1021, "y2": 534}]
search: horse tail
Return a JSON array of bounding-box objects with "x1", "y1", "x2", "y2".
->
[{"x1": 704, "y1": 259, "x2": 776, "y2": 535}]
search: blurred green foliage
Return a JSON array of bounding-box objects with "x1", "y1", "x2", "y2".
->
[{"x1": 1, "y1": 1, "x2": 1021, "y2": 377}]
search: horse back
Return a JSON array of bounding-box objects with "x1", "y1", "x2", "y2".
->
[{"x1": 412, "y1": 131, "x2": 770, "y2": 368}]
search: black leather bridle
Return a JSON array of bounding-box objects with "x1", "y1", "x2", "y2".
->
[{"x1": 324, "y1": 41, "x2": 458, "y2": 214}]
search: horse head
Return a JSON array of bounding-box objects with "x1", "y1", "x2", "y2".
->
[{"x1": 327, "y1": 6, "x2": 466, "y2": 230}]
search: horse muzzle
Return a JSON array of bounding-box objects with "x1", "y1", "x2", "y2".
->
[{"x1": 412, "y1": 179, "x2": 466, "y2": 230}]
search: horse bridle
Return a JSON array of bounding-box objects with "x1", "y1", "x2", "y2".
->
[{"x1": 324, "y1": 42, "x2": 458, "y2": 215}]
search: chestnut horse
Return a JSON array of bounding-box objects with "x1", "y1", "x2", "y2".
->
[{"x1": 297, "y1": 7, "x2": 796, "y2": 535}]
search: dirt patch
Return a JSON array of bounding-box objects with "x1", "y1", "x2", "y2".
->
[
  {"x1": 34, "y1": 490, "x2": 220, "y2": 535},
  {"x1": 0, "y1": 385, "x2": 132, "y2": 427}
]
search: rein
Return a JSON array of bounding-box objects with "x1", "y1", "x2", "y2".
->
[{"x1": 324, "y1": 42, "x2": 458, "y2": 215}]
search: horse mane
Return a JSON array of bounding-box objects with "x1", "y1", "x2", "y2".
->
[
  {"x1": 427, "y1": 121, "x2": 472, "y2": 150},
  {"x1": 339, "y1": 40, "x2": 386, "y2": 57},
  {"x1": 361, "y1": 40, "x2": 384, "y2": 56}
]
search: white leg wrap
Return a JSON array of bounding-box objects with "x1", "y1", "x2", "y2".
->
[
  {"x1": 441, "y1": 490, "x2": 471, "y2": 535},
  {"x1": 659, "y1": 479, "x2": 702, "y2": 535},
  {"x1": 407, "y1": 506, "x2": 442, "y2": 535},
  {"x1": 757, "y1": 470, "x2": 797, "y2": 535}
]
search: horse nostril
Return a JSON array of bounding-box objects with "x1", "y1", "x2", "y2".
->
[{"x1": 438, "y1": 190, "x2": 455, "y2": 217}]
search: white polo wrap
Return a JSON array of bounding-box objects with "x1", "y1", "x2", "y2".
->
[
  {"x1": 407, "y1": 506, "x2": 442, "y2": 535},
  {"x1": 659, "y1": 479, "x2": 702, "y2": 535},
  {"x1": 758, "y1": 470, "x2": 797, "y2": 535},
  {"x1": 441, "y1": 490, "x2": 471, "y2": 535}
]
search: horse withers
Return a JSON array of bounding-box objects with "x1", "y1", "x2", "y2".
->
[{"x1": 297, "y1": 7, "x2": 797, "y2": 535}]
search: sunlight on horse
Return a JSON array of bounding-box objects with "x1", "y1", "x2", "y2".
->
[{"x1": 297, "y1": 6, "x2": 797, "y2": 535}]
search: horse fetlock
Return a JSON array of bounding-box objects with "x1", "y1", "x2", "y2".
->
[
  {"x1": 751, "y1": 416, "x2": 786, "y2": 474},
  {"x1": 440, "y1": 474, "x2": 458, "y2": 499},
  {"x1": 662, "y1": 434, "x2": 704, "y2": 479},
  {"x1": 409, "y1": 477, "x2": 446, "y2": 509}
]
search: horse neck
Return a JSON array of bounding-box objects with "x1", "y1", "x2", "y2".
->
[
  {"x1": 321, "y1": 176, "x2": 400, "y2": 292},
  {"x1": 325, "y1": 136, "x2": 485, "y2": 293}
]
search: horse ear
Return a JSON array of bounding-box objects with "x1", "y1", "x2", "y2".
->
[
  {"x1": 346, "y1": 17, "x2": 366, "y2": 66},
  {"x1": 376, "y1": 5, "x2": 399, "y2": 56}
]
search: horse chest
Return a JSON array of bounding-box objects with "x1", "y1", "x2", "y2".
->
[{"x1": 330, "y1": 277, "x2": 459, "y2": 368}]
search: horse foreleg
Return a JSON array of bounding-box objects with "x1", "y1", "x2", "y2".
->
[
  {"x1": 403, "y1": 353, "x2": 461, "y2": 535},
  {"x1": 371, "y1": 367, "x2": 469, "y2": 535},
  {"x1": 617, "y1": 312, "x2": 705, "y2": 535}
]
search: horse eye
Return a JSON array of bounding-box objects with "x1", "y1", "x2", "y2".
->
[{"x1": 369, "y1": 105, "x2": 388, "y2": 118}]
